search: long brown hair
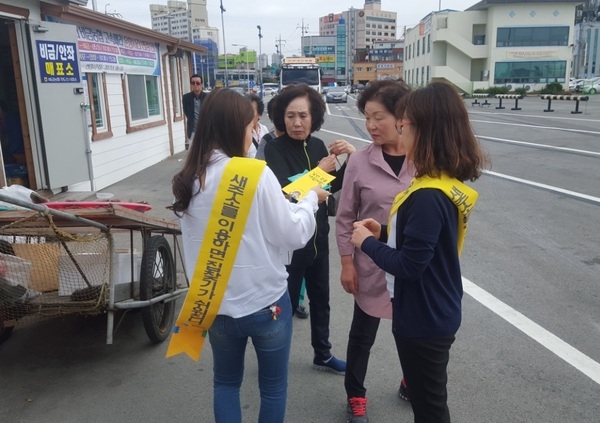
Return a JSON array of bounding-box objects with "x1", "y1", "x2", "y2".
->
[
  {"x1": 396, "y1": 81, "x2": 489, "y2": 182},
  {"x1": 171, "y1": 88, "x2": 254, "y2": 213}
]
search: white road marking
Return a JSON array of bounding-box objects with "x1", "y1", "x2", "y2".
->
[
  {"x1": 463, "y1": 277, "x2": 600, "y2": 385},
  {"x1": 478, "y1": 136, "x2": 600, "y2": 157},
  {"x1": 471, "y1": 119, "x2": 600, "y2": 136},
  {"x1": 484, "y1": 170, "x2": 600, "y2": 205}
]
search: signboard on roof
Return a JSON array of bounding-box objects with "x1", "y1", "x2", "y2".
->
[{"x1": 76, "y1": 25, "x2": 160, "y2": 75}]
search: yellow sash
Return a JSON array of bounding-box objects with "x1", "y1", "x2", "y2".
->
[
  {"x1": 166, "y1": 157, "x2": 266, "y2": 361},
  {"x1": 388, "y1": 172, "x2": 478, "y2": 255}
]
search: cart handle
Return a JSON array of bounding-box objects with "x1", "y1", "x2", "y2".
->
[{"x1": 0, "y1": 193, "x2": 109, "y2": 232}]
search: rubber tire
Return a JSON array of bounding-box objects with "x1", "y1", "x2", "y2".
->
[
  {"x1": 590, "y1": 88, "x2": 597, "y2": 94},
  {"x1": 0, "y1": 321, "x2": 14, "y2": 345},
  {"x1": 140, "y1": 236, "x2": 176, "y2": 343}
]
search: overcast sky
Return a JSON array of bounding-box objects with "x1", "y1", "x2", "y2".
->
[{"x1": 88, "y1": 0, "x2": 478, "y2": 56}]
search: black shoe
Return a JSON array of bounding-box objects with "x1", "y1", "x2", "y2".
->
[{"x1": 296, "y1": 304, "x2": 309, "y2": 319}]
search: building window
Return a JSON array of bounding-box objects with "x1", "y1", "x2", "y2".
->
[
  {"x1": 494, "y1": 60, "x2": 567, "y2": 84},
  {"x1": 422, "y1": 37, "x2": 425, "y2": 54},
  {"x1": 428, "y1": 34, "x2": 431, "y2": 53},
  {"x1": 124, "y1": 74, "x2": 164, "y2": 133},
  {"x1": 496, "y1": 26, "x2": 569, "y2": 47},
  {"x1": 417, "y1": 40, "x2": 420, "y2": 56},
  {"x1": 87, "y1": 72, "x2": 112, "y2": 141}
]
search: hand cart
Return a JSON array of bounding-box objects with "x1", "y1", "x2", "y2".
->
[{"x1": 0, "y1": 193, "x2": 187, "y2": 345}]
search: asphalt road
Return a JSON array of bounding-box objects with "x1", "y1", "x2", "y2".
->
[{"x1": 1, "y1": 93, "x2": 599, "y2": 423}]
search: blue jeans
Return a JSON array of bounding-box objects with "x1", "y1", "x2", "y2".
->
[{"x1": 208, "y1": 290, "x2": 292, "y2": 423}]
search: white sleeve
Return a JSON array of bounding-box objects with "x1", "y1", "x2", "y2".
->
[{"x1": 256, "y1": 167, "x2": 318, "y2": 251}]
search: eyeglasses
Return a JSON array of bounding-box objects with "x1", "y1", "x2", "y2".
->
[
  {"x1": 191, "y1": 81, "x2": 202, "y2": 86},
  {"x1": 397, "y1": 120, "x2": 412, "y2": 134}
]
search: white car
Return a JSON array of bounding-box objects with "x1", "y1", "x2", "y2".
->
[{"x1": 580, "y1": 77, "x2": 600, "y2": 94}]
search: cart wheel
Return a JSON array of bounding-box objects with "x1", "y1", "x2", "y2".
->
[
  {"x1": 140, "y1": 236, "x2": 176, "y2": 343},
  {"x1": 0, "y1": 321, "x2": 14, "y2": 345}
]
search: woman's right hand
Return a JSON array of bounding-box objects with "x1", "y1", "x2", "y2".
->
[
  {"x1": 340, "y1": 257, "x2": 359, "y2": 295},
  {"x1": 310, "y1": 185, "x2": 330, "y2": 203}
]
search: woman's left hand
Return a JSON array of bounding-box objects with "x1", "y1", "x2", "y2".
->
[
  {"x1": 328, "y1": 139, "x2": 356, "y2": 156},
  {"x1": 351, "y1": 219, "x2": 379, "y2": 248}
]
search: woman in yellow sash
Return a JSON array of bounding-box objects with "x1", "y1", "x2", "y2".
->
[
  {"x1": 351, "y1": 81, "x2": 488, "y2": 423},
  {"x1": 171, "y1": 88, "x2": 328, "y2": 423}
]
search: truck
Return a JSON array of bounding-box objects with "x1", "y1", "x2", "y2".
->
[{"x1": 279, "y1": 57, "x2": 322, "y2": 93}]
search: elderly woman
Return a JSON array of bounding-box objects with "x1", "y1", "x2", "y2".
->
[
  {"x1": 263, "y1": 83, "x2": 356, "y2": 375},
  {"x1": 335, "y1": 79, "x2": 414, "y2": 422}
]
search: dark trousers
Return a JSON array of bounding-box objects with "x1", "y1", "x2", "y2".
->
[
  {"x1": 344, "y1": 301, "x2": 384, "y2": 398},
  {"x1": 286, "y1": 254, "x2": 331, "y2": 360},
  {"x1": 394, "y1": 335, "x2": 455, "y2": 423}
]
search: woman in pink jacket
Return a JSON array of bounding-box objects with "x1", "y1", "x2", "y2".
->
[{"x1": 335, "y1": 80, "x2": 415, "y2": 422}]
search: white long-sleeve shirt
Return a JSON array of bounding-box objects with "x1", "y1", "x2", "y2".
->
[{"x1": 180, "y1": 150, "x2": 318, "y2": 318}]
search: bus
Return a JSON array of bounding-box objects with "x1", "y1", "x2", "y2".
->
[{"x1": 279, "y1": 57, "x2": 321, "y2": 93}]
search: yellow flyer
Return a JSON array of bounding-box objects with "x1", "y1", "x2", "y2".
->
[{"x1": 282, "y1": 167, "x2": 335, "y2": 200}]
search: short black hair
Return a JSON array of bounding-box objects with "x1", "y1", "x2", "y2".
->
[
  {"x1": 246, "y1": 93, "x2": 265, "y2": 116},
  {"x1": 272, "y1": 84, "x2": 325, "y2": 134},
  {"x1": 190, "y1": 74, "x2": 203, "y2": 83}
]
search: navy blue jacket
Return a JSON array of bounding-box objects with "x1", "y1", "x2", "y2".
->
[{"x1": 361, "y1": 188, "x2": 462, "y2": 339}]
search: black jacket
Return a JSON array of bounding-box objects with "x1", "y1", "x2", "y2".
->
[
  {"x1": 264, "y1": 133, "x2": 346, "y2": 266},
  {"x1": 182, "y1": 91, "x2": 207, "y2": 139}
]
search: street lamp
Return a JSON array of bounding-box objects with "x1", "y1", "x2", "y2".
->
[
  {"x1": 257, "y1": 25, "x2": 263, "y2": 99},
  {"x1": 232, "y1": 44, "x2": 250, "y2": 92},
  {"x1": 220, "y1": 0, "x2": 228, "y2": 87}
]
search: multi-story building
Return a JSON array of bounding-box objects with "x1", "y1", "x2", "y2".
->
[
  {"x1": 149, "y1": 0, "x2": 219, "y2": 82},
  {"x1": 573, "y1": 0, "x2": 600, "y2": 78},
  {"x1": 403, "y1": 0, "x2": 582, "y2": 93},
  {"x1": 352, "y1": 41, "x2": 404, "y2": 84},
  {"x1": 312, "y1": 1, "x2": 398, "y2": 85}
]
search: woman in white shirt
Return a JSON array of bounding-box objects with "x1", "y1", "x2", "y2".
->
[{"x1": 171, "y1": 88, "x2": 328, "y2": 423}]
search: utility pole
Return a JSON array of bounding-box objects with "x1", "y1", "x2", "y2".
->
[
  {"x1": 220, "y1": 0, "x2": 228, "y2": 87},
  {"x1": 275, "y1": 34, "x2": 286, "y2": 68},
  {"x1": 297, "y1": 19, "x2": 310, "y2": 55},
  {"x1": 257, "y1": 25, "x2": 263, "y2": 99}
]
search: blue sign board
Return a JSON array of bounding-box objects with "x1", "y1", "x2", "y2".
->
[
  {"x1": 249, "y1": 80, "x2": 255, "y2": 87},
  {"x1": 36, "y1": 40, "x2": 80, "y2": 83}
]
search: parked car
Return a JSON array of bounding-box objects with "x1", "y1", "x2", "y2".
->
[
  {"x1": 350, "y1": 83, "x2": 365, "y2": 94},
  {"x1": 569, "y1": 78, "x2": 584, "y2": 92},
  {"x1": 229, "y1": 87, "x2": 246, "y2": 96},
  {"x1": 580, "y1": 77, "x2": 600, "y2": 94},
  {"x1": 325, "y1": 86, "x2": 348, "y2": 103}
]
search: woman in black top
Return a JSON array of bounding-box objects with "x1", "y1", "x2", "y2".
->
[{"x1": 264, "y1": 83, "x2": 355, "y2": 374}]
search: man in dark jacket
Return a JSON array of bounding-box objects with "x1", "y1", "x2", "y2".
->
[{"x1": 182, "y1": 74, "x2": 207, "y2": 149}]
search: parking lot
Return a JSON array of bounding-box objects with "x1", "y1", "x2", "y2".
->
[{"x1": 1, "y1": 92, "x2": 599, "y2": 423}]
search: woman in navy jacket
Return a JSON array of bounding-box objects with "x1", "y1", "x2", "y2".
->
[{"x1": 351, "y1": 81, "x2": 488, "y2": 423}]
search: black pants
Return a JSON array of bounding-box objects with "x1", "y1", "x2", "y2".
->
[
  {"x1": 345, "y1": 301, "x2": 391, "y2": 398},
  {"x1": 286, "y1": 254, "x2": 331, "y2": 360},
  {"x1": 394, "y1": 335, "x2": 455, "y2": 423}
]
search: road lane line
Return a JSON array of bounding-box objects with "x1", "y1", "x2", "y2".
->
[
  {"x1": 471, "y1": 119, "x2": 600, "y2": 136},
  {"x1": 463, "y1": 277, "x2": 600, "y2": 385},
  {"x1": 478, "y1": 136, "x2": 600, "y2": 157},
  {"x1": 484, "y1": 170, "x2": 600, "y2": 205}
]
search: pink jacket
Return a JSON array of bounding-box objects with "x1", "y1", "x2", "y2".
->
[{"x1": 335, "y1": 143, "x2": 415, "y2": 318}]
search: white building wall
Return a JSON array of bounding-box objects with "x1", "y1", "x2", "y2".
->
[{"x1": 404, "y1": 3, "x2": 578, "y2": 93}]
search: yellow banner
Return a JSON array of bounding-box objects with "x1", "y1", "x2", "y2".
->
[
  {"x1": 282, "y1": 167, "x2": 335, "y2": 201},
  {"x1": 388, "y1": 172, "x2": 478, "y2": 255},
  {"x1": 166, "y1": 157, "x2": 265, "y2": 361}
]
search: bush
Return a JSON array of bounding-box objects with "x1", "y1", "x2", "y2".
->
[
  {"x1": 513, "y1": 87, "x2": 528, "y2": 96},
  {"x1": 540, "y1": 82, "x2": 563, "y2": 94},
  {"x1": 487, "y1": 86, "x2": 510, "y2": 96}
]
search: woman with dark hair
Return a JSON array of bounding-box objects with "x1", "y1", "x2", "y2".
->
[
  {"x1": 335, "y1": 79, "x2": 414, "y2": 422},
  {"x1": 351, "y1": 81, "x2": 489, "y2": 423},
  {"x1": 245, "y1": 93, "x2": 269, "y2": 157},
  {"x1": 171, "y1": 88, "x2": 329, "y2": 423},
  {"x1": 264, "y1": 83, "x2": 356, "y2": 375}
]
